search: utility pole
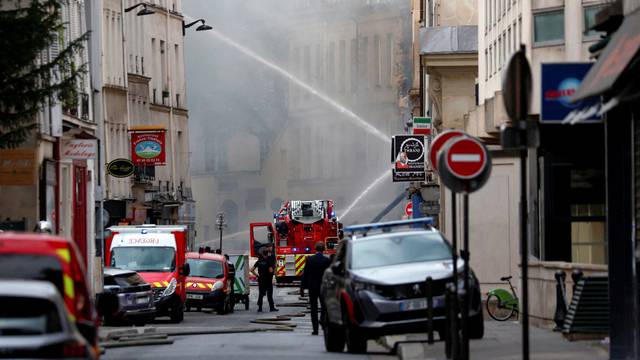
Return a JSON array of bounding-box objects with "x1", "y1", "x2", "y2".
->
[{"x1": 216, "y1": 212, "x2": 226, "y2": 252}]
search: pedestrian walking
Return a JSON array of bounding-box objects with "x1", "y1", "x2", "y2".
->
[
  {"x1": 300, "y1": 241, "x2": 331, "y2": 335},
  {"x1": 250, "y1": 247, "x2": 278, "y2": 312}
]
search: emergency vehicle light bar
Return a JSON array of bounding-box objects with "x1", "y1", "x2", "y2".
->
[{"x1": 344, "y1": 217, "x2": 435, "y2": 235}]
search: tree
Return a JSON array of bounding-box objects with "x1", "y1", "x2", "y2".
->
[{"x1": 0, "y1": 0, "x2": 88, "y2": 148}]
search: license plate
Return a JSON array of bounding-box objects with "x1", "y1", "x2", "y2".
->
[
  {"x1": 187, "y1": 294, "x2": 203, "y2": 300},
  {"x1": 399, "y1": 297, "x2": 443, "y2": 311},
  {"x1": 135, "y1": 296, "x2": 149, "y2": 304}
]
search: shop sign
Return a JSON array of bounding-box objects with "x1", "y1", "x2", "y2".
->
[
  {"x1": 391, "y1": 135, "x2": 426, "y2": 182},
  {"x1": 0, "y1": 148, "x2": 37, "y2": 186},
  {"x1": 107, "y1": 158, "x2": 135, "y2": 178},
  {"x1": 61, "y1": 139, "x2": 97, "y2": 159},
  {"x1": 541, "y1": 63, "x2": 601, "y2": 123},
  {"x1": 130, "y1": 129, "x2": 166, "y2": 165}
]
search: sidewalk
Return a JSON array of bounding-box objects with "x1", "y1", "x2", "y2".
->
[{"x1": 381, "y1": 321, "x2": 608, "y2": 360}]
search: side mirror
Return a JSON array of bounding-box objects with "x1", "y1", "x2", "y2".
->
[
  {"x1": 331, "y1": 261, "x2": 343, "y2": 275},
  {"x1": 95, "y1": 292, "x2": 119, "y2": 317},
  {"x1": 181, "y1": 263, "x2": 191, "y2": 277}
]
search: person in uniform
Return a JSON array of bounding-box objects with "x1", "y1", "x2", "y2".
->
[
  {"x1": 251, "y1": 247, "x2": 278, "y2": 312},
  {"x1": 300, "y1": 241, "x2": 331, "y2": 335}
]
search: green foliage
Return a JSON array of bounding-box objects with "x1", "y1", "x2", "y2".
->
[{"x1": 0, "y1": 0, "x2": 88, "y2": 148}]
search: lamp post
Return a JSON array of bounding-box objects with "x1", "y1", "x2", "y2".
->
[
  {"x1": 216, "y1": 212, "x2": 227, "y2": 253},
  {"x1": 182, "y1": 19, "x2": 213, "y2": 36},
  {"x1": 124, "y1": 3, "x2": 155, "y2": 16}
]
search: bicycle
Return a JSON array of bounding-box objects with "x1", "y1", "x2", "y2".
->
[{"x1": 486, "y1": 276, "x2": 519, "y2": 321}]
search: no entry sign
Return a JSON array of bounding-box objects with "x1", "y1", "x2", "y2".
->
[
  {"x1": 444, "y1": 137, "x2": 488, "y2": 180},
  {"x1": 438, "y1": 134, "x2": 492, "y2": 193},
  {"x1": 405, "y1": 202, "x2": 413, "y2": 217},
  {"x1": 429, "y1": 130, "x2": 464, "y2": 172}
]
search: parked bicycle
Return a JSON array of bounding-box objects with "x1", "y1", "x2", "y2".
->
[{"x1": 486, "y1": 276, "x2": 519, "y2": 321}]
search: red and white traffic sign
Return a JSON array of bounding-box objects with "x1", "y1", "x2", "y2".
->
[
  {"x1": 444, "y1": 137, "x2": 488, "y2": 180},
  {"x1": 405, "y1": 202, "x2": 413, "y2": 217},
  {"x1": 429, "y1": 130, "x2": 464, "y2": 172}
]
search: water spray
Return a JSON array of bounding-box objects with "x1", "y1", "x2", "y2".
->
[{"x1": 340, "y1": 170, "x2": 391, "y2": 220}]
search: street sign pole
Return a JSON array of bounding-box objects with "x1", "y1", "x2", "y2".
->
[
  {"x1": 461, "y1": 192, "x2": 470, "y2": 360},
  {"x1": 502, "y1": 44, "x2": 533, "y2": 360},
  {"x1": 450, "y1": 189, "x2": 460, "y2": 360}
]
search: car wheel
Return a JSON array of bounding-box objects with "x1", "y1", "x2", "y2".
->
[
  {"x1": 342, "y1": 309, "x2": 367, "y2": 353},
  {"x1": 170, "y1": 305, "x2": 184, "y2": 323},
  {"x1": 323, "y1": 311, "x2": 345, "y2": 352},
  {"x1": 468, "y1": 310, "x2": 484, "y2": 339}
]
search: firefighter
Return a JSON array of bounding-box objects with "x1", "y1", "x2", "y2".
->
[
  {"x1": 251, "y1": 247, "x2": 278, "y2": 312},
  {"x1": 300, "y1": 241, "x2": 331, "y2": 335}
]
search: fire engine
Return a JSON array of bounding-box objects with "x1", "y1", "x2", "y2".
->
[{"x1": 250, "y1": 200, "x2": 342, "y2": 283}]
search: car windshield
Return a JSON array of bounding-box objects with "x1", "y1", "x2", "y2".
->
[
  {"x1": 350, "y1": 233, "x2": 451, "y2": 270},
  {"x1": 110, "y1": 247, "x2": 176, "y2": 272},
  {"x1": 0, "y1": 254, "x2": 64, "y2": 296},
  {"x1": 0, "y1": 297, "x2": 62, "y2": 336},
  {"x1": 186, "y1": 258, "x2": 224, "y2": 279}
]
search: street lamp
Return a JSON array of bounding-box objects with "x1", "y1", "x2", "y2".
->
[
  {"x1": 215, "y1": 212, "x2": 227, "y2": 253},
  {"x1": 182, "y1": 19, "x2": 213, "y2": 36},
  {"x1": 124, "y1": 3, "x2": 155, "y2": 16}
]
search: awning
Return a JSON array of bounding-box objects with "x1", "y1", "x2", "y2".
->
[{"x1": 571, "y1": 8, "x2": 640, "y2": 102}]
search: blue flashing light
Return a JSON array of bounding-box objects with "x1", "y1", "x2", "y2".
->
[
  {"x1": 141, "y1": 229, "x2": 148, "y2": 234},
  {"x1": 345, "y1": 217, "x2": 435, "y2": 235},
  {"x1": 330, "y1": 211, "x2": 336, "y2": 218},
  {"x1": 293, "y1": 248, "x2": 298, "y2": 252},
  {"x1": 305, "y1": 247, "x2": 311, "y2": 252}
]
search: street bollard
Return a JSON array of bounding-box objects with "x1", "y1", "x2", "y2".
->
[
  {"x1": 571, "y1": 269, "x2": 584, "y2": 295},
  {"x1": 553, "y1": 271, "x2": 567, "y2": 331},
  {"x1": 426, "y1": 276, "x2": 434, "y2": 345},
  {"x1": 444, "y1": 282, "x2": 460, "y2": 359}
]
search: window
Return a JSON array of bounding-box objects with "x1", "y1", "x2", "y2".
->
[
  {"x1": 533, "y1": 10, "x2": 564, "y2": 44},
  {"x1": 571, "y1": 203, "x2": 606, "y2": 265},
  {"x1": 315, "y1": 44, "x2": 324, "y2": 88},
  {"x1": 584, "y1": 5, "x2": 606, "y2": 38},
  {"x1": 327, "y1": 42, "x2": 335, "y2": 91},
  {"x1": 373, "y1": 35, "x2": 381, "y2": 87},
  {"x1": 484, "y1": 49, "x2": 488, "y2": 80},
  {"x1": 361, "y1": 37, "x2": 368, "y2": 88},
  {"x1": 338, "y1": 40, "x2": 346, "y2": 91},
  {"x1": 350, "y1": 39, "x2": 358, "y2": 92},
  {"x1": 386, "y1": 33, "x2": 393, "y2": 87}
]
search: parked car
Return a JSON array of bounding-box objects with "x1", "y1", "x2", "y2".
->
[
  {"x1": 0, "y1": 232, "x2": 100, "y2": 356},
  {"x1": 321, "y1": 218, "x2": 484, "y2": 353},
  {"x1": 185, "y1": 251, "x2": 233, "y2": 314},
  {"x1": 0, "y1": 280, "x2": 95, "y2": 359},
  {"x1": 102, "y1": 268, "x2": 155, "y2": 325}
]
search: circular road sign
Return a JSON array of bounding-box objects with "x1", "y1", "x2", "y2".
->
[
  {"x1": 444, "y1": 137, "x2": 488, "y2": 180},
  {"x1": 438, "y1": 135, "x2": 492, "y2": 193},
  {"x1": 429, "y1": 130, "x2": 464, "y2": 172},
  {"x1": 405, "y1": 202, "x2": 413, "y2": 217}
]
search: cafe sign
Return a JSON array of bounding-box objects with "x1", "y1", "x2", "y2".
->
[{"x1": 107, "y1": 158, "x2": 135, "y2": 178}]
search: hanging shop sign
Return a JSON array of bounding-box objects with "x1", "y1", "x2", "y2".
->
[
  {"x1": 107, "y1": 158, "x2": 135, "y2": 178},
  {"x1": 130, "y1": 129, "x2": 166, "y2": 166},
  {"x1": 391, "y1": 134, "x2": 426, "y2": 182},
  {"x1": 61, "y1": 139, "x2": 97, "y2": 160},
  {"x1": 541, "y1": 63, "x2": 601, "y2": 123}
]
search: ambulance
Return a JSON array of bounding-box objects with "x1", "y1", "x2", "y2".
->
[{"x1": 105, "y1": 225, "x2": 190, "y2": 323}]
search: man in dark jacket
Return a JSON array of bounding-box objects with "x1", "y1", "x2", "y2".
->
[{"x1": 300, "y1": 241, "x2": 332, "y2": 335}]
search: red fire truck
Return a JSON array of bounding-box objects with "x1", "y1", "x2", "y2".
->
[{"x1": 250, "y1": 200, "x2": 342, "y2": 283}]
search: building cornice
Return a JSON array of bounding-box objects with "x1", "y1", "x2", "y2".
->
[{"x1": 127, "y1": 73, "x2": 151, "y2": 84}]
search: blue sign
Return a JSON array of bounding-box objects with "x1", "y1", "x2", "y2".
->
[{"x1": 541, "y1": 63, "x2": 602, "y2": 123}]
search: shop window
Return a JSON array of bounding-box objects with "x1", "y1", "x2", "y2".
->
[
  {"x1": 583, "y1": 5, "x2": 606, "y2": 38},
  {"x1": 571, "y1": 204, "x2": 606, "y2": 265},
  {"x1": 533, "y1": 10, "x2": 564, "y2": 45}
]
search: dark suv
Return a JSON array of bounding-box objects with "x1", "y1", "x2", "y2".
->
[{"x1": 320, "y1": 219, "x2": 484, "y2": 353}]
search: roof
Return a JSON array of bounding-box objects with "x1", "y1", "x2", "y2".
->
[
  {"x1": 104, "y1": 267, "x2": 137, "y2": 277},
  {"x1": 420, "y1": 25, "x2": 478, "y2": 55},
  {"x1": 350, "y1": 229, "x2": 442, "y2": 243},
  {"x1": 108, "y1": 225, "x2": 187, "y2": 233},
  {"x1": 186, "y1": 252, "x2": 226, "y2": 262},
  {"x1": 345, "y1": 217, "x2": 436, "y2": 235},
  {"x1": 0, "y1": 280, "x2": 61, "y2": 299}
]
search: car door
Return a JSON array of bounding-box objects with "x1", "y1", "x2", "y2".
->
[{"x1": 322, "y1": 240, "x2": 347, "y2": 325}]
